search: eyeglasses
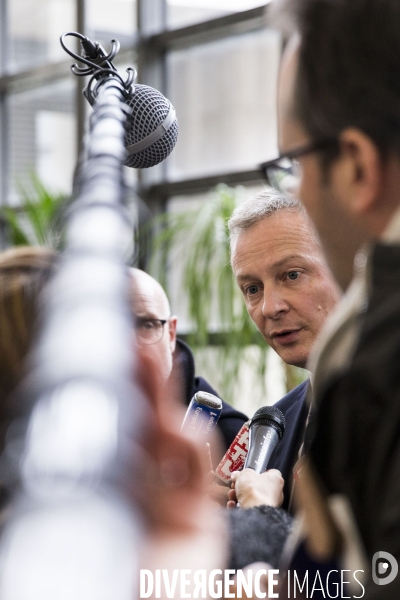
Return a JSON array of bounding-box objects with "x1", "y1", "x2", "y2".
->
[
  {"x1": 135, "y1": 317, "x2": 168, "y2": 345},
  {"x1": 260, "y1": 138, "x2": 338, "y2": 199}
]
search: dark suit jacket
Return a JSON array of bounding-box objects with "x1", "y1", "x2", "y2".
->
[
  {"x1": 228, "y1": 383, "x2": 309, "y2": 568},
  {"x1": 268, "y1": 379, "x2": 310, "y2": 511},
  {"x1": 312, "y1": 243, "x2": 400, "y2": 569}
]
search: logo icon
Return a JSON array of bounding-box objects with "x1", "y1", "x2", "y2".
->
[{"x1": 372, "y1": 552, "x2": 398, "y2": 586}]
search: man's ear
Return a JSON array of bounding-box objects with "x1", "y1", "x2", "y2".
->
[
  {"x1": 169, "y1": 316, "x2": 178, "y2": 353},
  {"x1": 332, "y1": 128, "x2": 383, "y2": 216}
]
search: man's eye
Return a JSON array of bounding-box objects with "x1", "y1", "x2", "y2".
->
[
  {"x1": 140, "y1": 320, "x2": 156, "y2": 330},
  {"x1": 246, "y1": 285, "x2": 259, "y2": 295},
  {"x1": 286, "y1": 271, "x2": 300, "y2": 281}
]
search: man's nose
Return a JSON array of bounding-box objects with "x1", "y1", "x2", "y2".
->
[{"x1": 262, "y1": 287, "x2": 289, "y2": 319}]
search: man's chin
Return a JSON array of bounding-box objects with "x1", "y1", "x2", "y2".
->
[{"x1": 276, "y1": 349, "x2": 308, "y2": 371}]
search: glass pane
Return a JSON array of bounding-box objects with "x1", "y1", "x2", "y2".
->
[
  {"x1": 8, "y1": 79, "x2": 76, "y2": 205},
  {"x1": 9, "y1": 0, "x2": 75, "y2": 71},
  {"x1": 87, "y1": 0, "x2": 137, "y2": 48},
  {"x1": 167, "y1": 0, "x2": 269, "y2": 30},
  {"x1": 167, "y1": 28, "x2": 281, "y2": 181}
]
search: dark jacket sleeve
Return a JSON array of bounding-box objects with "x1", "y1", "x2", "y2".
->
[
  {"x1": 228, "y1": 505, "x2": 293, "y2": 570},
  {"x1": 268, "y1": 380, "x2": 310, "y2": 511}
]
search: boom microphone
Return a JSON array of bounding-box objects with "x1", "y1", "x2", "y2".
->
[
  {"x1": 60, "y1": 32, "x2": 179, "y2": 168},
  {"x1": 244, "y1": 406, "x2": 285, "y2": 474},
  {"x1": 123, "y1": 85, "x2": 178, "y2": 169},
  {"x1": 181, "y1": 391, "x2": 222, "y2": 438}
]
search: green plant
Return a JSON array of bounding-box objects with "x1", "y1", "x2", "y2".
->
[
  {"x1": 147, "y1": 184, "x2": 269, "y2": 404},
  {"x1": 1, "y1": 174, "x2": 68, "y2": 248}
]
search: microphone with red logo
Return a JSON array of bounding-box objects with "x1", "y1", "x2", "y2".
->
[{"x1": 215, "y1": 421, "x2": 251, "y2": 484}]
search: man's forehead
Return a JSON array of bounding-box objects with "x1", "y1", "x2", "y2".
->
[
  {"x1": 232, "y1": 213, "x2": 321, "y2": 277},
  {"x1": 234, "y1": 249, "x2": 319, "y2": 284},
  {"x1": 133, "y1": 290, "x2": 164, "y2": 316},
  {"x1": 129, "y1": 268, "x2": 170, "y2": 316}
]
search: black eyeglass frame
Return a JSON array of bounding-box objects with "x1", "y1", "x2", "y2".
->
[
  {"x1": 260, "y1": 137, "x2": 339, "y2": 178},
  {"x1": 134, "y1": 317, "x2": 168, "y2": 345}
]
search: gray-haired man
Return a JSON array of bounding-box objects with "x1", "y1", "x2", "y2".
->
[
  {"x1": 227, "y1": 188, "x2": 340, "y2": 511},
  {"x1": 225, "y1": 188, "x2": 341, "y2": 571}
]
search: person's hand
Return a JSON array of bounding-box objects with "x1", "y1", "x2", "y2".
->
[
  {"x1": 208, "y1": 481, "x2": 230, "y2": 505},
  {"x1": 134, "y1": 350, "x2": 220, "y2": 532},
  {"x1": 204, "y1": 442, "x2": 230, "y2": 505},
  {"x1": 133, "y1": 349, "x2": 227, "y2": 597},
  {"x1": 227, "y1": 468, "x2": 284, "y2": 509}
]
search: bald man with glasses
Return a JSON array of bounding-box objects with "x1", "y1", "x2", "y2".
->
[{"x1": 130, "y1": 268, "x2": 248, "y2": 465}]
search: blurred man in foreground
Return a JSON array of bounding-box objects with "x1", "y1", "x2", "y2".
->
[{"x1": 262, "y1": 0, "x2": 400, "y2": 595}]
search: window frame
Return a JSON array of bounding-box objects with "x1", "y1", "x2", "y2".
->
[{"x1": 0, "y1": 0, "x2": 275, "y2": 241}]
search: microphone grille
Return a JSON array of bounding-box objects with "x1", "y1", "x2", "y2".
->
[
  {"x1": 193, "y1": 391, "x2": 222, "y2": 411},
  {"x1": 250, "y1": 406, "x2": 286, "y2": 439},
  {"x1": 123, "y1": 84, "x2": 179, "y2": 169}
]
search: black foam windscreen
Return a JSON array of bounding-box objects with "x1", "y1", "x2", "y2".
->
[
  {"x1": 123, "y1": 84, "x2": 179, "y2": 169},
  {"x1": 250, "y1": 406, "x2": 286, "y2": 439}
]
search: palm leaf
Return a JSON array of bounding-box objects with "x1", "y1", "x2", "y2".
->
[
  {"x1": 1, "y1": 174, "x2": 69, "y2": 248},
  {"x1": 0, "y1": 206, "x2": 31, "y2": 246}
]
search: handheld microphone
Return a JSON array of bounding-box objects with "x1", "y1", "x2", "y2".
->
[
  {"x1": 181, "y1": 391, "x2": 222, "y2": 438},
  {"x1": 60, "y1": 32, "x2": 179, "y2": 168},
  {"x1": 244, "y1": 406, "x2": 285, "y2": 474}
]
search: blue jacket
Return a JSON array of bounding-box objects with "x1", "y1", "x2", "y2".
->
[{"x1": 268, "y1": 379, "x2": 310, "y2": 511}]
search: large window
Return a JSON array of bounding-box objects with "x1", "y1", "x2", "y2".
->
[
  {"x1": 0, "y1": 0, "x2": 279, "y2": 202},
  {"x1": 0, "y1": 0, "x2": 137, "y2": 209},
  {"x1": 167, "y1": 29, "x2": 280, "y2": 181},
  {"x1": 0, "y1": 0, "x2": 279, "y2": 204},
  {"x1": 166, "y1": 0, "x2": 268, "y2": 29},
  {"x1": 0, "y1": 0, "x2": 287, "y2": 404},
  {"x1": 8, "y1": 80, "x2": 76, "y2": 204},
  {"x1": 9, "y1": 0, "x2": 76, "y2": 71}
]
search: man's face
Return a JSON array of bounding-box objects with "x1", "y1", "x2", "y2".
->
[
  {"x1": 131, "y1": 272, "x2": 177, "y2": 382},
  {"x1": 231, "y1": 210, "x2": 340, "y2": 368}
]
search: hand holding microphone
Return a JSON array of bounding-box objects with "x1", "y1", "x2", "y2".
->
[
  {"x1": 227, "y1": 468, "x2": 285, "y2": 509},
  {"x1": 228, "y1": 405, "x2": 286, "y2": 509}
]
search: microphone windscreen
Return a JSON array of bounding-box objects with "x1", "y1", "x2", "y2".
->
[
  {"x1": 181, "y1": 391, "x2": 222, "y2": 438},
  {"x1": 123, "y1": 84, "x2": 179, "y2": 169},
  {"x1": 250, "y1": 405, "x2": 286, "y2": 439}
]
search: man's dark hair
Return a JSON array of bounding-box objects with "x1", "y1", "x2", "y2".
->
[{"x1": 270, "y1": 0, "x2": 400, "y2": 155}]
